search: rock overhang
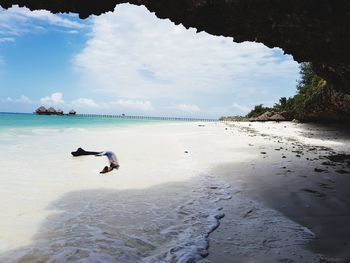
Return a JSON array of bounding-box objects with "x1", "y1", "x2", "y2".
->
[{"x1": 1, "y1": 0, "x2": 349, "y2": 63}]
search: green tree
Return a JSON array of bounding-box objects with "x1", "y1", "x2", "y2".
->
[
  {"x1": 246, "y1": 104, "x2": 271, "y2": 118},
  {"x1": 221, "y1": 62, "x2": 326, "y2": 120},
  {"x1": 297, "y1": 63, "x2": 323, "y2": 95},
  {"x1": 273, "y1": 97, "x2": 287, "y2": 112}
]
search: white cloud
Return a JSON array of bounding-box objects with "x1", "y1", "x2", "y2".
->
[
  {"x1": 176, "y1": 104, "x2": 201, "y2": 113},
  {"x1": 0, "y1": 37, "x2": 15, "y2": 42},
  {"x1": 14, "y1": 8, "x2": 85, "y2": 29},
  {"x1": 108, "y1": 99, "x2": 153, "y2": 111},
  {"x1": 18, "y1": 95, "x2": 32, "y2": 104},
  {"x1": 67, "y1": 30, "x2": 79, "y2": 34},
  {"x1": 2, "y1": 95, "x2": 32, "y2": 104},
  {"x1": 72, "y1": 98, "x2": 99, "y2": 108},
  {"x1": 0, "y1": 6, "x2": 86, "y2": 39},
  {"x1": 74, "y1": 4, "x2": 299, "y2": 105},
  {"x1": 64, "y1": 97, "x2": 153, "y2": 113},
  {"x1": 40, "y1": 92, "x2": 64, "y2": 105}
]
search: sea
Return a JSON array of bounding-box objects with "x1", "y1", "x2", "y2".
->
[
  {"x1": 0, "y1": 112, "x2": 160, "y2": 131},
  {"x1": 0, "y1": 112, "x2": 229, "y2": 263}
]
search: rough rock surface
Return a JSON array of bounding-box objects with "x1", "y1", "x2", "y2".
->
[
  {"x1": 1, "y1": 0, "x2": 350, "y2": 121},
  {"x1": 299, "y1": 84, "x2": 350, "y2": 122}
]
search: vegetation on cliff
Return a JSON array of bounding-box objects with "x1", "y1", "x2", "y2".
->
[{"x1": 245, "y1": 63, "x2": 326, "y2": 120}]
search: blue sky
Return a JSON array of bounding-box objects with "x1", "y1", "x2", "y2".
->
[{"x1": 0, "y1": 4, "x2": 300, "y2": 117}]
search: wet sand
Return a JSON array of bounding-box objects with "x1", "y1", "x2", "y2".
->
[{"x1": 208, "y1": 122, "x2": 350, "y2": 262}]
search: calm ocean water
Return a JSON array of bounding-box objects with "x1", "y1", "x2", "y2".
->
[{"x1": 0, "y1": 112, "x2": 161, "y2": 131}]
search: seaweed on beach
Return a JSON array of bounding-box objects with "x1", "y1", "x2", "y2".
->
[{"x1": 301, "y1": 188, "x2": 327, "y2": 198}]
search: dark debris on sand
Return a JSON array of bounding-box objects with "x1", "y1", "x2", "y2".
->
[{"x1": 325, "y1": 154, "x2": 350, "y2": 167}]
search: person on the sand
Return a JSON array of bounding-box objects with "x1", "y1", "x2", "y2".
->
[{"x1": 96, "y1": 151, "x2": 119, "y2": 174}]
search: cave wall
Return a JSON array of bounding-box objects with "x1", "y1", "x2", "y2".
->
[{"x1": 1, "y1": 0, "x2": 350, "y2": 121}]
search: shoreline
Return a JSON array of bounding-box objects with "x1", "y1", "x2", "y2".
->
[{"x1": 0, "y1": 121, "x2": 349, "y2": 262}]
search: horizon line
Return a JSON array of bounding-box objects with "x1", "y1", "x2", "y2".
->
[{"x1": 0, "y1": 111, "x2": 219, "y2": 121}]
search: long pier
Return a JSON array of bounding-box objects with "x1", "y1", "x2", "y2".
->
[{"x1": 76, "y1": 114, "x2": 218, "y2": 122}]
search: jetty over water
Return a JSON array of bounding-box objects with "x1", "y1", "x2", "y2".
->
[{"x1": 77, "y1": 114, "x2": 218, "y2": 122}]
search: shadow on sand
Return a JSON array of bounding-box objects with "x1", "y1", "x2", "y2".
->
[
  {"x1": 210, "y1": 157, "x2": 350, "y2": 261},
  {"x1": 298, "y1": 123, "x2": 350, "y2": 142},
  {"x1": 0, "y1": 177, "x2": 228, "y2": 263}
]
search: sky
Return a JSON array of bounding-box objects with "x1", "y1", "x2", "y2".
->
[{"x1": 0, "y1": 4, "x2": 300, "y2": 118}]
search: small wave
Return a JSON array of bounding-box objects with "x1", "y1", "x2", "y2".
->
[{"x1": 0, "y1": 176, "x2": 229, "y2": 263}]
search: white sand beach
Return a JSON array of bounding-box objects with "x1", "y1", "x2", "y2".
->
[{"x1": 0, "y1": 122, "x2": 349, "y2": 262}]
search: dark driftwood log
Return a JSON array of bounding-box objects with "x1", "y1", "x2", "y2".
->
[{"x1": 71, "y1": 147, "x2": 102, "y2": 157}]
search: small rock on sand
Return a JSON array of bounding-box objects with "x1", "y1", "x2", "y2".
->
[{"x1": 314, "y1": 168, "x2": 327, "y2": 173}]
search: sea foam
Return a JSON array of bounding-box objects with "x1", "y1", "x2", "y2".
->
[{"x1": 0, "y1": 175, "x2": 229, "y2": 263}]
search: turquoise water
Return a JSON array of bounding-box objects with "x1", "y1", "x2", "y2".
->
[{"x1": 0, "y1": 112, "x2": 161, "y2": 131}]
